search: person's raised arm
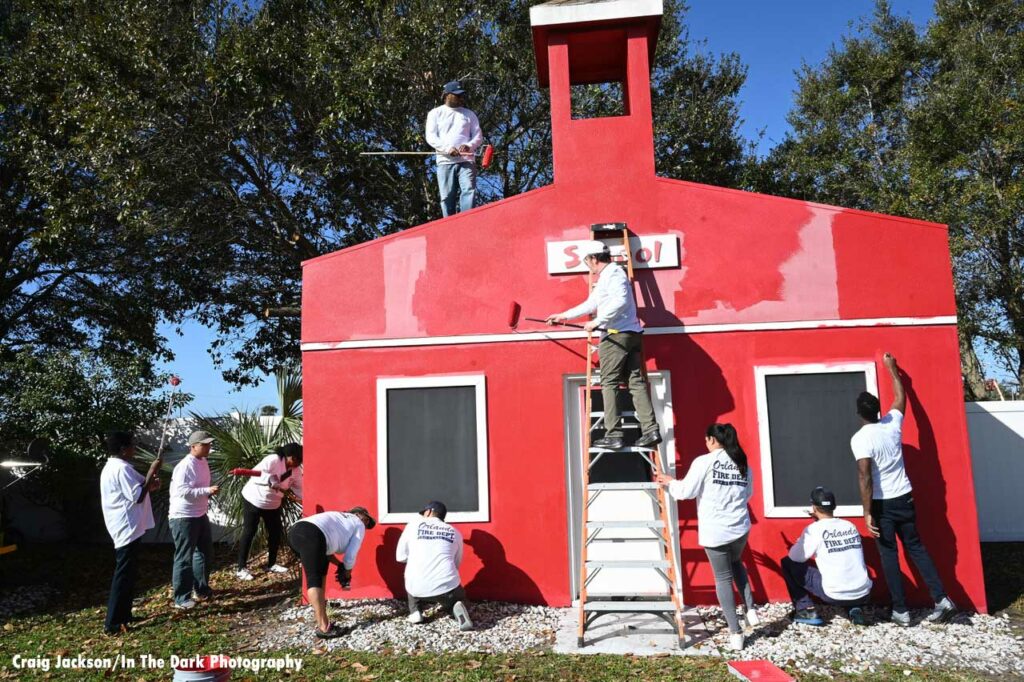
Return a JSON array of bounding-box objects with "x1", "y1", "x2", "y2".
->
[{"x1": 883, "y1": 352, "x2": 906, "y2": 415}]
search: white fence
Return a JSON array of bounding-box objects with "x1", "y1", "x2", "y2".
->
[{"x1": 967, "y1": 401, "x2": 1024, "y2": 542}]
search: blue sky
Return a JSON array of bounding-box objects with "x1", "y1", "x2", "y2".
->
[{"x1": 164, "y1": 0, "x2": 940, "y2": 415}]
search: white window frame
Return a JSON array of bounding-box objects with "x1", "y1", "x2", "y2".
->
[
  {"x1": 376, "y1": 374, "x2": 489, "y2": 524},
  {"x1": 754, "y1": 362, "x2": 878, "y2": 518}
]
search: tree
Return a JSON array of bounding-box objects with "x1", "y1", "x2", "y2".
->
[{"x1": 761, "y1": 0, "x2": 1024, "y2": 396}]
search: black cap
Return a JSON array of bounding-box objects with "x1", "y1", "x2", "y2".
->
[
  {"x1": 810, "y1": 486, "x2": 836, "y2": 511},
  {"x1": 442, "y1": 80, "x2": 465, "y2": 96},
  {"x1": 421, "y1": 501, "x2": 448, "y2": 521}
]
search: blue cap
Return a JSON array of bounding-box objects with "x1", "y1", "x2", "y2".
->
[
  {"x1": 421, "y1": 501, "x2": 448, "y2": 521},
  {"x1": 442, "y1": 80, "x2": 465, "y2": 96}
]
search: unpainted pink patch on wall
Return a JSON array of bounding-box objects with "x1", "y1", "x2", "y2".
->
[{"x1": 383, "y1": 236, "x2": 427, "y2": 337}]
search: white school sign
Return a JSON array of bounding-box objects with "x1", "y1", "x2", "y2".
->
[{"x1": 546, "y1": 234, "x2": 680, "y2": 274}]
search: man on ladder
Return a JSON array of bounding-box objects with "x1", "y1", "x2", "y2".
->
[{"x1": 546, "y1": 240, "x2": 662, "y2": 450}]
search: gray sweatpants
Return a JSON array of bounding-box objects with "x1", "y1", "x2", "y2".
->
[{"x1": 704, "y1": 533, "x2": 755, "y2": 633}]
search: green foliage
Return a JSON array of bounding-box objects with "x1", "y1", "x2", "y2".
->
[{"x1": 761, "y1": 0, "x2": 1024, "y2": 393}]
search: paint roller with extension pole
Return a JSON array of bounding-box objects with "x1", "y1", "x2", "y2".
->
[
  {"x1": 361, "y1": 144, "x2": 495, "y2": 169},
  {"x1": 507, "y1": 301, "x2": 619, "y2": 334}
]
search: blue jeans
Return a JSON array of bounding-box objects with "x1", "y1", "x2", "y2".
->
[
  {"x1": 437, "y1": 161, "x2": 476, "y2": 217},
  {"x1": 781, "y1": 556, "x2": 867, "y2": 611},
  {"x1": 170, "y1": 515, "x2": 213, "y2": 604}
]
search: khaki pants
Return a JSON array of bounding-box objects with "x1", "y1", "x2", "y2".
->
[{"x1": 599, "y1": 331, "x2": 658, "y2": 438}]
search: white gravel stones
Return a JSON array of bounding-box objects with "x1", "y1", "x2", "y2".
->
[
  {"x1": 698, "y1": 602, "x2": 1024, "y2": 678},
  {"x1": 256, "y1": 598, "x2": 561, "y2": 654}
]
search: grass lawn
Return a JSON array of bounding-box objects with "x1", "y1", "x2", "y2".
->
[{"x1": 0, "y1": 542, "x2": 1020, "y2": 681}]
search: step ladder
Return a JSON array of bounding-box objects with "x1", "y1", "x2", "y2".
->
[{"x1": 576, "y1": 222, "x2": 685, "y2": 648}]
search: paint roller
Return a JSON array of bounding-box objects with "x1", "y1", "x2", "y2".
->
[
  {"x1": 361, "y1": 144, "x2": 495, "y2": 169},
  {"x1": 507, "y1": 301, "x2": 619, "y2": 334}
]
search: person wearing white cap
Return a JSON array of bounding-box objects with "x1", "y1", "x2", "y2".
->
[
  {"x1": 396, "y1": 501, "x2": 473, "y2": 631},
  {"x1": 425, "y1": 79, "x2": 483, "y2": 217},
  {"x1": 546, "y1": 240, "x2": 661, "y2": 450},
  {"x1": 168, "y1": 430, "x2": 219, "y2": 609}
]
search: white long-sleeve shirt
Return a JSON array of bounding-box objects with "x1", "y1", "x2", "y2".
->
[
  {"x1": 425, "y1": 105, "x2": 482, "y2": 165},
  {"x1": 99, "y1": 457, "x2": 155, "y2": 549},
  {"x1": 667, "y1": 448, "x2": 753, "y2": 548},
  {"x1": 241, "y1": 454, "x2": 292, "y2": 510},
  {"x1": 169, "y1": 454, "x2": 214, "y2": 519},
  {"x1": 788, "y1": 518, "x2": 872, "y2": 601},
  {"x1": 396, "y1": 516, "x2": 464, "y2": 598},
  {"x1": 303, "y1": 512, "x2": 365, "y2": 569},
  {"x1": 559, "y1": 262, "x2": 642, "y2": 337}
]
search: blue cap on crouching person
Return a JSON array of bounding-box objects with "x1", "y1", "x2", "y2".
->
[
  {"x1": 810, "y1": 486, "x2": 836, "y2": 511},
  {"x1": 421, "y1": 501, "x2": 448, "y2": 521}
]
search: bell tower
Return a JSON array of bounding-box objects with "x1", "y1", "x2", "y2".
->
[{"x1": 530, "y1": 0, "x2": 663, "y2": 187}]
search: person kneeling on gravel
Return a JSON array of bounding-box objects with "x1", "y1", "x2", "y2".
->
[
  {"x1": 781, "y1": 487, "x2": 873, "y2": 626},
  {"x1": 396, "y1": 501, "x2": 473, "y2": 631},
  {"x1": 288, "y1": 506, "x2": 376, "y2": 639}
]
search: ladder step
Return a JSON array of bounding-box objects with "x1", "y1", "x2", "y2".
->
[
  {"x1": 583, "y1": 600, "x2": 676, "y2": 612},
  {"x1": 588, "y1": 482, "x2": 661, "y2": 491},
  {"x1": 587, "y1": 520, "x2": 665, "y2": 529},
  {"x1": 586, "y1": 559, "x2": 671, "y2": 569},
  {"x1": 589, "y1": 411, "x2": 637, "y2": 418},
  {"x1": 589, "y1": 445, "x2": 657, "y2": 453}
]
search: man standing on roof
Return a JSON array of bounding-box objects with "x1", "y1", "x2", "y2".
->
[
  {"x1": 545, "y1": 241, "x2": 662, "y2": 450},
  {"x1": 851, "y1": 352, "x2": 957, "y2": 626},
  {"x1": 425, "y1": 80, "x2": 483, "y2": 218}
]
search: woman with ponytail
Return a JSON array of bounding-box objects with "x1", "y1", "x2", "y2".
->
[
  {"x1": 236, "y1": 442, "x2": 303, "y2": 580},
  {"x1": 656, "y1": 423, "x2": 759, "y2": 651}
]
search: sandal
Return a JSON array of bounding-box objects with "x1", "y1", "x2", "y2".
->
[{"x1": 314, "y1": 623, "x2": 347, "y2": 639}]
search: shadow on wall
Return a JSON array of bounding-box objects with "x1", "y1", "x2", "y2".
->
[
  {"x1": 375, "y1": 526, "x2": 406, "y2": 598},
  {"x1": 465, "y1": 529, "x2": 544, "y2": 605}
]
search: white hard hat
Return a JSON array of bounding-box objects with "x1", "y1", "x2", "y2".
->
[{"x1": 580, "y1": 240, "x2": 609, "y2": 257}]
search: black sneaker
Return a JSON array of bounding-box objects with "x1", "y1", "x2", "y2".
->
[
  {"x1": 592, "y1": 436, "x2": 624, "y2": 449},
  {"x1": 635, "y1": 431, "x2": 663, "y2": 448}
]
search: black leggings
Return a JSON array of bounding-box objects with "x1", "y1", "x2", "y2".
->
[
  {"x1": 237, "y1": 499, "x2": 283, "y2": 570},
  {"x1": 288, "y1": 521, "x2": 329, "y2": 590}
]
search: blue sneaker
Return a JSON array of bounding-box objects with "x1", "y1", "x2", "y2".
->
[
  {"x1": 792, "y1": 608, "x2": 824, "y2": 626},
  {"x1": 848, "y1": 606, "x2": 866, "y2": 626}
]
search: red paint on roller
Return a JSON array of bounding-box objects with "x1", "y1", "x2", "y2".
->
[
  {"x1": 230, "y1": 468, "x2": 261, "y2": 477},
  {"x1": 507, "y1": 301, "x2": 522, "y2": 329},
  {"x1": 481, "y1": 144, "x2": 494, "y2": 169},
  {"x1": 169, "y1": 375, "x2": 181, "y2": 387}
]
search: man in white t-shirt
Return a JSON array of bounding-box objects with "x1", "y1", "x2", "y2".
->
[
  {"x1": 168, "y1": 430, "x2": 220, "y2": 609},
  {"x1": 781, "y1": 487, "x2": 872, "y2": 626},
  {"x1": 99, "y1": 431, "x2": 159, "y2": 635},
  {"x1": 396, "y1": 501, "x2": 473, "y2": 631},
  {"x1": 425, "y1": 80, "x2": 483, "y2": 217},
  {"x1": 851, "y1": 352, "x2": 956, "y2": 626}
]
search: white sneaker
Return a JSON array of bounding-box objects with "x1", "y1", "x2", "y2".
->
[
  {"x1": 745, "y1": 608, "x2": 761, "y2": 628},
  {"x1": 407, "y1": 610, "x2": 423, "y2": 624},
  {"x1": 452, "y1": 601, "x2": 474, "y2": 631},
  {"x1": 236, "y1": 569, "x2": 254, "y2": 581},
  {"x1": 727, "y1": 632, "x2": 744, "y2": 651},
  {"x1": 174, "y1": 599, "x2": 196, "y2": 610},
  {"x1": 266, "y1": 564, "x2": 289, "y2": 574}
]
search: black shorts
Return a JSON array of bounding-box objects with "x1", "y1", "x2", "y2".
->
[{"x1": 288, "y1": 521, "x2": 329, "y2": 589}]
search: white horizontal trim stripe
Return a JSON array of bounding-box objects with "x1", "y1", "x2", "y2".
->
[{"x1": 301, "y1": 315, "x2": 957, "y2": 352}]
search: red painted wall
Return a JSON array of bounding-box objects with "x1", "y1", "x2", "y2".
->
[
  {"x1": 301, "y1": 12, "x2": 985, "y2": 612},
  {"x1": 302, "y1": 326, "x2": 985, "y2": 611}
]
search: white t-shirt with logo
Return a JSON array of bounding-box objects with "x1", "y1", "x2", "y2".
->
[
  {"x1": 850, "y1": 409, "x2": 912, "y2": 500},
  {"x1": 396, "y1": 516, "x2": 464, "y2": 598},
  {"x1": 667, "y1": 448, "x2": 753, "y2": 548},
  {"x1": 302, "y1": 512, "x2": 365, "y2": 569},
  {"x1": 788, "y1": 517, "x2": 872, "y2": 601}
]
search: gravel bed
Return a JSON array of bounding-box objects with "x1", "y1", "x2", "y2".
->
[
  {"x1": 696, "y1": 602, "x2": 1024, "y2": 678},
  {"x1": 0, "y1": 585, "x2": 60, "y2": 621},
  {"x1": 256, "y1": 598, "x2": 561, "y2": 654}
]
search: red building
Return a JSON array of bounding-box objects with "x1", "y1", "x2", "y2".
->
[{"x1": 301, "y1": 0, "x2": 986, "y2": 612}]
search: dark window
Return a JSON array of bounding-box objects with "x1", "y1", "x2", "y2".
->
[
  {"x1": 764, "y1": 372, "x2": 865, "y2": 508},
  {"x1": 385, "y1": 386, "x2": 480, "y2": 514}
]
